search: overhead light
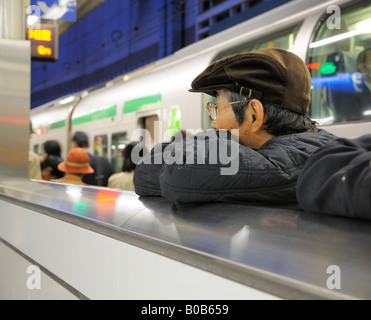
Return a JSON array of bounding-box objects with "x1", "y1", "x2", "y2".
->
[
  {"x1": 309, "y1": 17, "x2": 371, "y2": 49},
  {"x1": 355, "y1": 18, "x2": 371, "y2": 31},
  {"x1": 309, "y1": 30, "x2": 362, "y2": 48},
  {"x1": 59, "y1": 96, "x2": 75, "y2": 104}
]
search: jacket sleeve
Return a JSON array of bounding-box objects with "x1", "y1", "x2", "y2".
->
[
  {"x1": 133, "y1": 142, "x2": 175, "y2": 197},
  {"x1": 159, "y1": 129, "x2": 301, "y2": 206},
  {"x1": 296, "y1": 135, "x2": 371, "y2": 219}
]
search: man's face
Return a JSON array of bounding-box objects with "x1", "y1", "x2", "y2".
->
[
  {"x1": 211, "y1": 90, "x2": 254, "y2": 146},
  {"x1": 211, "y1": 90, "x2": 241, "y2": 132}
]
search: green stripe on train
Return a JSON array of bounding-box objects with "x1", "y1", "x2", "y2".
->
[
  {"x1": 72, "y1": 105, "x2": 117, "y2": 125},
  {"x1": 49, "y1": 120, "x2": 66, "y2": 129},
  {"x1": 124, "y1": 93, "x2": 161, "y2": 113},
  {"x1": 48, "y1": 94, "x2": 160, "y2": 129},
  {"x1": 48, "y1": 105, "x2": 117, "y2": 129}
]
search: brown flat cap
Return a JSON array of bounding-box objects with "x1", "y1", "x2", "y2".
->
[{"x1": 189, "y1": 48, "x2": 311, "y2": 114}]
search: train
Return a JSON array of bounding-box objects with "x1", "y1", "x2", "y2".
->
[{"x1": 30, "y1": 0, "x2": 371, "y2": 172}]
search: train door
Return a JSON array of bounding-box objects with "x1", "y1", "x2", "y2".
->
[
  {"x1": 93, "y1": 134, "x2": 108, "y2": 157},
  {"x1": 139, "y1": 115, "x2": 159, "y2": 152},
  {"x1": 111, "y1": 132, "x2": 128, "y2": 173},
  {"x1": 33, "y1": 144, "x2": 41, "y2": 155}
]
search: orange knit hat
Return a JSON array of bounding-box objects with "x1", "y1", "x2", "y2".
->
[{"x1": 58, "y1": 148, "x2": 94, "y2": 174}]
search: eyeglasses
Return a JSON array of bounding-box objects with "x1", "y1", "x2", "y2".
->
[{"x1": 206, "y1": 101, "x2": 241, "y2": 120}]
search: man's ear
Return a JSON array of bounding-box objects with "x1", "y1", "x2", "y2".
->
[{"x1": 247, "y1": 99, "x2": 265, "y2": 133}]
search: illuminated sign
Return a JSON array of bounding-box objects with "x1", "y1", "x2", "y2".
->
[
  {"x1": 320, "y1": 62, "x2": 337, "y2": 75},
  {"x1": 28, "y1": 29, "x2": 52, "y2": 41},
  {"x1": 307, "y1": 62, "x2": 321, "y2": 70},
  {"x1": 35, "y1": 128, "x2": 43, "y2": 136},
  {"x1": 27, "y1": 24, "x2": 58, "y2": 62},
  {"x1": 31, "y1": 0, "x2": 77, "y2": 22}
]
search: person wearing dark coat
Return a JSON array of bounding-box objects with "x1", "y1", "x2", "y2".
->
[
  {"x1": 40, "y1": 155, "x2": 65, "y2": 180},
  {"x1": 72, "y1": 131, "x2": 114, "y2": 187},
  {"x1": 43, "y1": 140, "x2": 63, "y2": 160},
  {"x1": 134, "y1": 48, "x2": 337, "y2": 206},
  {"x1": 297, "y1": 135, "x2": 371, "y2": 220}
]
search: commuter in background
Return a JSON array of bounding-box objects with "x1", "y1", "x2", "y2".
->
[
  {"x1": 28, "y1": 120, "x2": 42, "y2": 180},
  {"x1": 134, "y1": 48, "x2": 337, "y2": 207},
  {"x1": 40, "y1": 155, "x2": 65, "y2": 181},
  {"x1": 54, "y1": 148, "x2": 94, "y2": 185},
  {"x1": 43, "y1": 140, "x2": 63, "y2": 161},
  {"x1": 108, "y1": 142, "x2": 143, "y2": 190},
  {"x1": 297, "y1": 135, "x2": 371, "y2": 220},
  {"x1": 28, "y1": 151, "x2": 42, "y2": 180},
  {"x1": 72, "y1": 131, "x2": 114, "y2": 187}
]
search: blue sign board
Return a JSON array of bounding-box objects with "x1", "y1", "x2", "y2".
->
[{"x1": 31, "y1": 0, "x2": 76, "y2": 22}]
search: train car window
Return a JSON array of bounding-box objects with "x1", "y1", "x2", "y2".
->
[
  {"x1": 111, "y1": 132, "x2": 128, "y2": 173},
  {"x1": 307, "y1": 1, "x2": 371, "y2": 124},
  {"x1": 213, "y1": 25, "x2": 300, "y2": 62},
  {"x1": 33, "y1": 144, "x2": 39, "y2": 154},
  {"x1": 202, "y1": 25, "x2": 300, "y2": 130},
  {"x1": 94, "y1": 135, "x2": 108, "y2": 157}
]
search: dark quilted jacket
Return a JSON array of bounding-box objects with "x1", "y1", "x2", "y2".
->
[
  {"x1": 134, "y1": 129, "x2": 336, "y2": 206},
  {"x1": 297, "y1": 134, "x2": 371, "y2": 219}
]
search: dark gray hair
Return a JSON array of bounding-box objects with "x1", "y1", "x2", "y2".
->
[{"x1": 223, "y1": 90, "x2": 252, "y2": 126}]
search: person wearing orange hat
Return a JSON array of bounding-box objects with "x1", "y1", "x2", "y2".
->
[{"x1": 53, "y1": 148, "x2": 94, "y2": 185}]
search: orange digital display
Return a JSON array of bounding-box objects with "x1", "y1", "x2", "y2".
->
[
  {"x1": 27, "y1": 24, "x2": 58, "y2": 62},
  {"x1": 37, "y1": 45, "x2": 52, "y2": 56},
  {"x1": 28, "y1": 29, "x2": 52, "y2": 42}
]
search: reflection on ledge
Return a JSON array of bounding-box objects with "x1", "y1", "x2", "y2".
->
[{"x1": 1, "y1": 176, "x2": 371, "y2": 299}]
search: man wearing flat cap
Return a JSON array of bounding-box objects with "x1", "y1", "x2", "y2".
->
[{"x1": 134, "y1": 48, "x2": 337, "y2": 206}]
